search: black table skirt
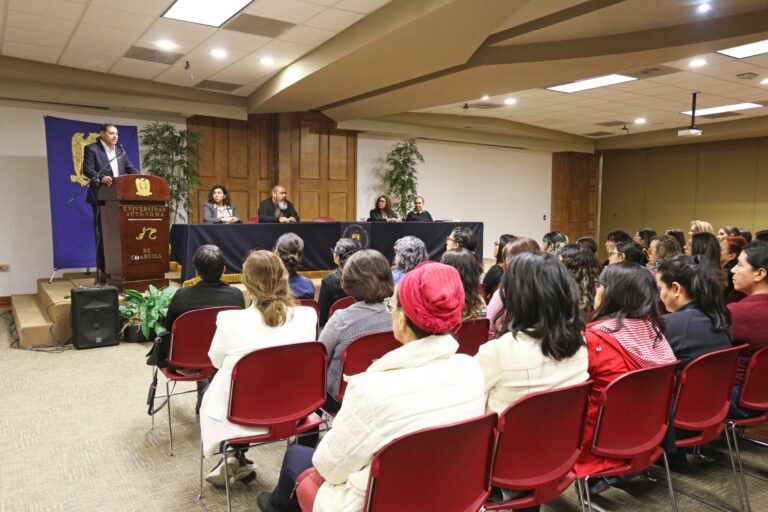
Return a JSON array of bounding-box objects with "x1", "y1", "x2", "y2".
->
[{"x1": 170, "y1": 221, "x2": 483, "y2": 281}]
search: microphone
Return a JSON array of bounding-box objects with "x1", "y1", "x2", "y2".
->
[{"x1": 117, "y1": 144, "x2": 126, "y2": 158}]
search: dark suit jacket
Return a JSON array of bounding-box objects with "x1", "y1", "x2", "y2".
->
[
  {"x1": 83, "y1": 140, "x2": 139, "y2": 205},
  {"x1": 146, "y1": 280, "x2": 245, "y2": 367},
  {"x1": 368, "y1": 209, "x2": 399, "y2": 222},
  {"x1": 663, "y1": 303, "x2": 732, "y2": 368},
  {"x1": 257, "y1": 198, "x2": 300, "y2": 223}
]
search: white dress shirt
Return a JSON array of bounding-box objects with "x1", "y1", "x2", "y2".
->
[{"x1": 99, "y1": 139, "x2": 120, "y2": 177}]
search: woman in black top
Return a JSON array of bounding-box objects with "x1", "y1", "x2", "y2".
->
[
  {"x1": 318, "y1": 238, "x2": 361, "y2": 326},
  {"x1": 368, "y1": 195, "x2": 400, "y2": 222},
  {"x1": 482, "y1": 233, "x2": 515, "y2": 298}
]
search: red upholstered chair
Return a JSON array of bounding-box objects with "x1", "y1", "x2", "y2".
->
[
  {"x1": 313, "y1": 216, "x2": 335, "y2": 222},
  {"x1": 298, "y1": 298, "x2": 321, "y2": 338},
  {"x1": 335, "y1": 330, "x2": 400, "y2": 402},
  {"x1": 248, "y1": 216, "x2": 259, "y2": 223},
  {"x1": 454, "y1": 318, "x2": 491, "y2": 356},
  {"x1": 485, "y1": 381, "x2": 592, "y2": 511},
  {"x1": 198, "y1": 341, "x2": 327, "y2": 512},
  {"x1": 577, "y1": 362, "x2": 680, "y2": 512},
  {"x1": 725, "y1": 346, "x2": 768, "y2": 512},
  {"x1": 149, "y1": 306, "x2": 240, "y2": 455},
  {"x1": 328, "y1": 296, "x2": 355, "y2": 321},
  {"x1": 363, "y1": 413, "x2": 497, "y2": 511},
  {"x1": 671, "y1": 346, "x2": 744, "y2": 511}
]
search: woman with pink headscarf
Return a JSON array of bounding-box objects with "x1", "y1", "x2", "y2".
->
[{"x1": 258, "y1": 261, "x2": 486, "y2": 512}]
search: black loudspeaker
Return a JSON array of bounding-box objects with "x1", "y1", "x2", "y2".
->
[{"x1": 71, "y1": 286, "x2": 120, "y2": 350}]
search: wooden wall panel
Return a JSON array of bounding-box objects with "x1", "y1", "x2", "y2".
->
[
  {"x1": 551, "y1": 152, "x2": 599, "y2": 243},
  {"x1": 299, "y1": 121, "x2": 321, "y2": 180},
  {"x1": 328, "y1": 191, "x2": 348, "y2": 220},
  {"x1": 190, "y1": 116, "x2": 215, "y2": 178},
  {"x1": 227, "y1": 119, "x2": 248, "y2": 179},
  {"x1": 299, "y1": 190, "x2": 321, "y2": 220},
  {"x1": 328, "y1": 130, "x2": 348, "y2": 181},
  {"x1": 213, "y1": 117, "x2": 228, "y2": 178}
]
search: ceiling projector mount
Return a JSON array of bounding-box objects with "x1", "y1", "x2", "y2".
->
[{"x1": 679, "y1": 92, "x2": 703, "y2": 137}]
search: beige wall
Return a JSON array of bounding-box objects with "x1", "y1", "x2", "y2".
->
[{"x1": 600, "y1": 136, "x2": 768, "y2": 256}]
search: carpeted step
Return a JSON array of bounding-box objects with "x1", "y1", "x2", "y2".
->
[
  {"x1": 11, "y1": 294, "x2": 56, "y2": 348},
  {"x1": 37, "y1": 279, "x2": 73, "y2": 344}
]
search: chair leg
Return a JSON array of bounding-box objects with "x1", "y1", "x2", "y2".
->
[
  {"x1": 728, "y1": 425, "x2": 752, "y2": 512},
  {"x1": 724, "y1": 425, "x2": 749, "y2": 512},
  {"x1": 166, "y1": 380, "x2": 174, "y2": 456},
  {"x1": 583, "y1": 476, "x2": 593, "y2": 512},
  {"x1": 199, "y1": 442, "x2": 205, "y2": 500},
  {"x1": 575, "y1": 478, "x2": 587, "y2": 512},
  {"x1": 150, "y1": 367, "x2": 157, "y2": 433},
  {"x1": 223, "y1": 442, "x2": 233, "y2": 512},
  {"x1": 660, "y1": 451, "x2": 679, "y2": 512}
]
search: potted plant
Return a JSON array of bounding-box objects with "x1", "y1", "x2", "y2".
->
[
  {"x1": 383, "y1": 138, "x2": 424, "y2": 219},
  {"x1": 119, "y1": 285, "x2": 177, "y2": 342},
  {"x1": 139, "y1": 122, "x2": 200, "y2": 224}
]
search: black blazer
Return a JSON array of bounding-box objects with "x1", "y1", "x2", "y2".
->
[
  {"x1": 405, "y1": 210, "x2": 433, "y2": 222},
  {"x1": 83, "y1": 140, "x2": 139, "y2": 205},
  {"x1": 257, "y1": 198, "x2": 300, "y2": 223},
  {"x1": 663, "y1": 303, "x2": 732, "y2": 368},
  {"x1": 368, "y1": 209, "x2": 399, "y2": 222}
]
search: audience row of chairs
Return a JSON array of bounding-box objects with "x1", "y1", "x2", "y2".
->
[{"x1": 150, "y1": 305, "x2": 768, "y2": 512}]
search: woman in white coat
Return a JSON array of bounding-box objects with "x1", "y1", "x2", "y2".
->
[
  {"x1": 257, "y1": 261, "x2": 486, "y2": 512},
  {"x1": 200, "y1": 250, "x2": 317, "y2": 487}
]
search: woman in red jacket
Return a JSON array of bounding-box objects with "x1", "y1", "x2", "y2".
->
[{"x1": 576, "y1": 262, "x2": 677, "y2": 488}]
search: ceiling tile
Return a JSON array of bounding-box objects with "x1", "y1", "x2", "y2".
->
[
  {"x1": 303, "y1": 0, "x2": 340, "y2": 5},
  {"x1": 74, "y1": 23, "x2": 143, "y2": 44},
  {"x1": 304, "y1": 8, "x2": 364, "y2": 31},
  {"x1": 81, "y1": 5, "x2": 156, "y2": 32},
  {"x1": 154, "y1": 65, "x2": 211, "y2": 87},
  {"x1": 209, "y1": 54, "x2": 276, "y2": 84},
  {"x1": 145, "y1": 17, "x2": 217, "y2": 43},
  {"x1": 133, "y1": 33, "x2": 200, "y2": 54},
  {"x1": 244, "y1": 0, "x2": 327, "y2": 24},
  {"x1": 201, "y1": 29, "x2": 272, "y2": 52},
  {"x1": 257, "y1": 39, "x2": 314, "y2": 59},
  {"x1": 89, "y1": 0, "x2": 171, "y2": 16},
  {"x1": 110, "y1": 57, "x2": 169, "y2": 80},
  {"x1": 3, "y1": 26, "x2": 71, "y2": 48},
  {"x1": 7, "y1": 0, "x2": 87, "y2": 21},
  {"x1": 66, "y1": 36, "x2": 133, "y2": 57},
  {"x1": 278, "y1": 25, "x2": 336, "y2": 46},
  {"x1": 59, "y1": 48, "x2": 116, "y2": 73},
  {"x1": 334, "y1": 0, "x2": 389, "y2": 14},
  {"x1": 5, "y1": 10, "x2": 78, "y2": 35},
  {"x1": 2, "y1": 41, "x2": 62, "y2": 63}
]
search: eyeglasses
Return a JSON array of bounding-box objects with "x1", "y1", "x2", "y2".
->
[
  {"x1": 607, "y1": 251, "x2": 619, "y2": 257},
  {"x1": 384, "y1": 297, "x2": 394, "y2": 313}
]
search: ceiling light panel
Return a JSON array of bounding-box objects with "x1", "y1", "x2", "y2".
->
[
  {"x1": 681, "y1": 102, "x2": 762, "y2": 116},
  {"x1": 547, "y1": 74, "x2": 637, "y2": 93},
  {"x1": 163, "y1": 0, "x2": 252, "y2": 27},
  {"x1": 717, "y1": 39, "x2": 768, "y2": 59}
]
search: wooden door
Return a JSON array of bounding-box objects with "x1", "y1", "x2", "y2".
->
[{"x1": 551, "y1": 151, "x2": 600, "y2": 241}]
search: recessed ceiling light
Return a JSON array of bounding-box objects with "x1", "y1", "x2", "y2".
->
[
  {"x1": 156, "y1": 39, "x2": 177, "y2": 51},
  {"x1": 163, "y1": 0, "x2": 251, "y2": 27},
  {"x1": 634, "y1": 117, "x2": 647, "y2": 125},
  {"x1": 481, "y1": 95, "x2": 490, "y2": 101},
  {"x1": 697, "y1": 3, "x2": 711, "y2": 14},
  {"x1": 259, "y1": 56, "x2": 276, "y2": 66},
  {"x1": 761, "y1": 78, "x2": 768, "y2": 85},
  {"x1": 717, "y1": 39, "x2": 768, "y2": 59},
  {"x1": 211, "y1": 48, "x2": 227, "y2": 59},
  {"x1": 504, "y1": 97, "x2": 517, "y2": 105},
  {"x1": 546, "y1": 74, "x2": 636, "y2": 93},
  {"x1": 682, "y1": 102, "x2": 762, "y2": 116},
  {"x1": 689, "y1": 58, "x2": 707, "y2": 68}
]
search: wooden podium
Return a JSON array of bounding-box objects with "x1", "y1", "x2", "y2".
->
[{"x1": 98, "y1": 175, "x2": 169, "y2": 292}]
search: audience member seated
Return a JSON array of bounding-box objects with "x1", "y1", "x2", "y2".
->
[
  {"x1": 718, "y1": 225, "x2": 741, "y2": 243},
  {"x1": 577, "y1": 236, "x2": 598, "y2": 255},
  {"x1": 691, "y1": 232, "x2": 726, "y2": 288},
  {"x1": 688, "y1": 219, "x2": 714, "y2": 253},
  {"x1": 258, "y1": 185, "x2": 299, "y2": 223},
  {"x1": 656, "y1": 255, "x2": 732, "y2": 368},
  {"x1": 445, "y1": 226, "x2": 478, "y2": 254},
  {"x1": 200, "y1": 250, "x2": 316, "y2": 487},
  {"x1": 487, "y1": 237, "x2": 541, "y2": 333},
  {"x1": 664, "y1": 229, "x2": 687, "y2": 251},
  {"x1": 633, "y1": 228, "x2": 657, "y2": 250},
  {"x1": 405, "y1": 195, "x2": 433, "y2": 222},
  {"x1": 756, "y1": 229, "x2": 768, "y2": 242},
  {"x1": 608, "y1": 240, "x2": 645, "y2": 265},
  {"x1": 274, "y1": 233, "x2": 314, "y2": 300},
  {"x1": 203, "y1": 184, "x2": 240, "y2": 224},
  {"x1": 576, "y1": 262, "x2": 676, "y2": 487},
  {"x1": 603, "y1": 230, "x2": 632, "y2": 267},
  {"x1": 541, "y1": 230, "x2": 568, "y2": 256},
  {"x1": 146, "y1": 244, "x2": 244, "y2": 369},
  {"x1": 391, "y1": 235, "x2": 427, "y2": 286},
  {"x1": 318, "y1": 238, "x2": 361, "y2": 326},
  {"x1": 482, "y1": 233, "x2": 516, "y2": 297},
  {"x1": 320, "y1": 249, "x2": 393, "y2": 413},
  {"x1": 740, "y1": 228, "x2": 753, "y2": 243},
  {"x1": 560, "y1": 243, "x2": 601, "y2": 317},
  {"x1": 441, "y1": 248, "x2": 486, "y2": 320},
  {"x1": 727, "y1": 241, "x2": 768, "y2": 418},
  {"x1": 721, "y1": 235, "x2": 747, "y2": 302},
  {"x1": 368, "y1": 195, "x2": 400, "y2": 222},
  {"x1": 257, "y1": 261, "x2": 485, "y2": 512}
]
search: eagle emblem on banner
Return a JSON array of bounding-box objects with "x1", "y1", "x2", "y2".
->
[{"x1": 70, "y1": 132, "x2": 99, "y2": 186}]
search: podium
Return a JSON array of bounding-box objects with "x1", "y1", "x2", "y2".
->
[{"x1": 98, "y1": 175, "x2": 169, "y2": 292}]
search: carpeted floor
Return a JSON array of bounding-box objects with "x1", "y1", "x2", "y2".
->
[{"x1": 2, "y1": 310, "x2": 767, "y2": 511}]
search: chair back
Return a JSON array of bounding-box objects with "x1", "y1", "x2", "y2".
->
[
  {"x1": 167, "y1": 306, "x2": 240, "y2": 372},
  {"x1": 591, "y1": 362, "x2": 678, "y2": 468},
  {"x1": 313, "y1": 216, "x2": 335, "y2": 222},
  {"x1": 364, "y1": 413, "x2": 497, "y2": 512},
  {"x1": 739, "y1": 346, "x2": 768, "y2": 411},
  {"x1": 337, "y1": 330, "x2": 400, "y2": 401},
  {"x1": 248, "y1": 217, "x2": 259, "y2": 223},
  {"x1": 487, "y1": 381, "x2": 592, "y2": 509},
  {"x1": 454, "y1": 318, "x2": 491, "y2": 356},
  {"x1": 298, "y1": 298, "x2": 321, "y2": 337},
  {"x1": 328, "y1": 296, "x2": 355, "y2": 320},
  {"x1": 228, "y1": 342, "x2": 327, "y2": 439},
  {"x1": 673, "y1": 346, "x2": 742, "y2": 441}
]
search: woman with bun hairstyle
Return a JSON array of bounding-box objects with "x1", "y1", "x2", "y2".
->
[{"x1": 274, "y1": 233, "x2": 314, "y2": 300}]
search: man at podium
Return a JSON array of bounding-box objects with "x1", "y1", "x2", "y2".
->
[{"x1": 83, "y1": 123, "x2": 140, "y2": 280}]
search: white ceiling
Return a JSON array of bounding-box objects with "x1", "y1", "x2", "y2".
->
[{"x1": 0, "y1": 0, "x2": 390, "y2": 96}]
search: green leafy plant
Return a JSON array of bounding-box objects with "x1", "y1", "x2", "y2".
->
[
  {"x1": 119, "y1": 285, "x2": 177, "y2": 339},
  {"x1": 139, "y1": 122, "x2": 200, "y2": 223},
  {"x1": 383, "y1": 138, "x2": 424, "y2": 219}
]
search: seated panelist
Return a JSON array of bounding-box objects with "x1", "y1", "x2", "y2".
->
[
  {"x1": 258, "y1": 185, "x2": 300, "y2": 223},
  {"x1": 368, "y1": 195, "x2": 400, "y2": 222},
  {"x1": 405, "y1": 196, "x2": 433, "y2": 222},
  {"x1": 203, "y1": 184, "x2": 240, "y2": 224}
]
